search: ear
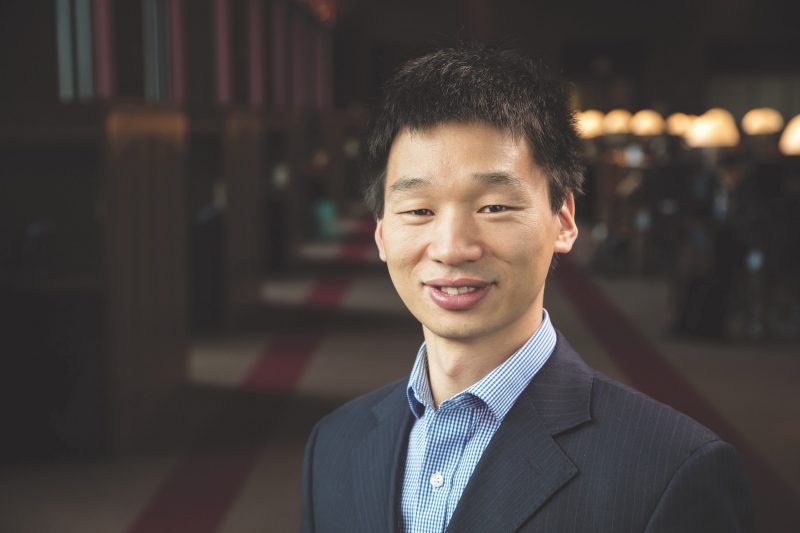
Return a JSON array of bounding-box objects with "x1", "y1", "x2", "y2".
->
[
  {"x1": 554, "y1": 193, "x2": 578, "y2": 254},
  {"x1": 374, "y1": 218, "x2": 388, "y2": 262}
]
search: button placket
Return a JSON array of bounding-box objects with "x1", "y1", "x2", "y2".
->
[{"x1": 421, "y1": 411, "x2": 451, "y2": 497}]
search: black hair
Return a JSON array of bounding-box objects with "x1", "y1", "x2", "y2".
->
[{"x1": 363, "y1": 44, "x2": 584, "y2": 218}]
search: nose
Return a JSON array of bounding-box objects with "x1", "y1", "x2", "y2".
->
[{"x1": 426, "y1": 210, "x2": 484, "y2": 265}]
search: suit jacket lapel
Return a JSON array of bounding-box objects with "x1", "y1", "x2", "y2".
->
[
  {"x1": 351, "y1": 382, "x2": 414, "y2": 533},
  {"x1": 446, "y1": 334, "x2": 593, "y2": 532}
]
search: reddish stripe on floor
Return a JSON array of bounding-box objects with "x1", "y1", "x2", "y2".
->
[
  {"x1": 553, "y1": 256, "x2": 799, "y2": 532},
  {"x1": 126, "y1": 451, "x2": 261, "y2": 533},
  {"x1": 128, "y1": 277, "x2": 351, "y2": 533},
  {"x1": 305, "y1": 277, "x2": 353, "y2": 306},
  {"x1": 243, "y1": 335, "x2": 323, "y2": 392},
  {"x1": 340, "y1": 242, "x2": 372, "y2": 261}
]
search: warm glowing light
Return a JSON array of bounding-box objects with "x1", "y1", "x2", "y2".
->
[
  {"x1": 299, "y1": 0, "x2": 337, "y2": 24},
  {"x1": 630, "y1": 110, "x2": 665, "y2": 136},
  {"x1": 685, "y1": 108, "x2": 740, "y2": 148},
  {"x1": 742, "y1": 108, "x2": 784, "y2": 135},
  {"x1": 666, "y1": 113, "x2": 694, "y2": 136},
  {"x1": 577, "y1": 109, "x2": 604, "y2": 139},
  {"x1": 779, "y1": 114, "x2": 800, "y2": 155},
  {"x1": 106, "y1": 107, "x2": 187, "y2": 155},
  {"x1": 603, "y1": 109, "x2": 632, "y2": 134}
]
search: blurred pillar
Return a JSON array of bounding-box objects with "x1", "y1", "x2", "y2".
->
[
  {"x1": 270, "y1": 0, "x2": 289, "y2": 109},
  {"x1": 222, "y1": 111, "x2": 265, "y2": 321},
  {"x1": 105, "y1": 105, "x2": 188, "y2": 452}
]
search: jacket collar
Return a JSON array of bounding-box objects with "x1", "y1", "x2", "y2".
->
[
  {"x1": 445, "y1": 332, "x2": 593, "y2": 532},
  {"x1": 350, "y1": 381, "x2": 414, "y2": 532},
  {"x1": 351, "y1": 331, "x2": 593, "y2": 533}
]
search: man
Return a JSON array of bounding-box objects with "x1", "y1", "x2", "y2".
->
[{"x1": 301, "y1": 46, "x2": 753, "y2": 532}]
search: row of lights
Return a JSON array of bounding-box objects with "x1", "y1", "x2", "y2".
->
[{"x1": 576, "y1": 108, "x2": 800, "y2": 155}]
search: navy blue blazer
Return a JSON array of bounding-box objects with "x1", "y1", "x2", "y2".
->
[{"x1": 301, "y1": 333, "x2": 754, "y2": 532}]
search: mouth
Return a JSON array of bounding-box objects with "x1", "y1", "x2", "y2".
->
[
  {"x1": 439, "y1": 286, "x2": 479, "y2": 295},
  {"x1": 423, "y1": 278, "x2": 493, "y2": 310}
]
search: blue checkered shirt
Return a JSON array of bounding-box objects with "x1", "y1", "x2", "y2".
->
[{"x1": 400, "y1": 310, "x2": 557, "y2": 533}]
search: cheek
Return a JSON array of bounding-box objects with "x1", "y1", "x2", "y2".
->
[
  {"x1": 488, "y1": 221, "x2": 553, "y2": 257},
  {"x1": 490, "y1": 228, "x2": 557, "y2": 288},
  {"x1": 381, "y1": 223, "x2": 425, "y2": 262}
]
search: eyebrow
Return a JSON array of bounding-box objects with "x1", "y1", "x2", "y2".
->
[
  {"x1": 388, "y1": 176, "x2": 434, "y2": 196},
  {"x1": 387, "y1": 171, "x2": 528, "y2": 198},
  {"x1": 471, "y1": 171, "x2": 528, "y2": 191}
]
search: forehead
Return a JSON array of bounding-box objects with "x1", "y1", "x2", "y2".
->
[
  {"x1": 385, "y1": 122, "x2": 543, "y2": 193},
  {"x1": 388, "y1": 122, "x2": 529, "y2": 166}
]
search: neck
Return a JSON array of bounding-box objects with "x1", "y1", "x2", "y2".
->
[{"x1": 422, "y1": 309, "x2": 543, "y2": 407}]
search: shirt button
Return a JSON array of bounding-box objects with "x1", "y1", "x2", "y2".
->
[{"x1": 430, "y1": 472, "x2": 444, "y2": 489}]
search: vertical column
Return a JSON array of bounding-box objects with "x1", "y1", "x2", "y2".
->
[
  {"x1": 170, "y1": 0, "x2": 185, "y2": 105},
  {"x1": 270, "y1": 0, "x2": 288, "y2": 109},
  {"x1": 290, "y1": 9, "x2": 307, "y2": 110},
  {"x1": 315, "y1": 27, "x2": 332, "y2": 109},
  {"x1": 105, "y1": 107, "x2": 188, "y2": 452},
  {"x1": 74, "y1": 0, "x2": 95, "y2": 100},
  {"x1": 143, "y1": 0, "x2": 171, "y2": 102},
  {"x1": 56, "y1": 0, "x2": 76, "y2": 101},
  {"x1": 215, "y1": 0, "x2": 231, "y2": 106},
  {"x1": 248, "y1": 0, "x2": 264, "y2": 107},
  {"x1": 92, "y1": 0, "x2": 114, "y2": 98},
  {"x1": 223, "y1": 113, "x2": 264, "y2": 321}
]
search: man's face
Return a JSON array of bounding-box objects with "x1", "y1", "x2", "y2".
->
[{"x1": 375, "y1": 122, "x2": 578, "y2": 347}]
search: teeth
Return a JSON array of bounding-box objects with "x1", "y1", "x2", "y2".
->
[{"x1": 440, "y1": 286, "x2": 477, "y2": 295}]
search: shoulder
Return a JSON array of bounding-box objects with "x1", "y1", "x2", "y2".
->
[
  {"x1": 539, "y1": 333, "x2": 731, "y2": 485},
  {"x1": 546, "y1": 332, "x2": 720, "y2": 452},
  {"x1": 310, "y1": 378, "x2": 408, "y2": 443},
  {"x1": 538, "y1": 337, "x2": 753, "y2": 528},
  {"x1": 591, "y1": 371, "x2": 718, "y2": 446},
  {"x1": 588, "y1": 375, "x2": 755, "y2": 531},
  {"x1": 567, "y1": 374, "x2": 753, "y2": 532},
  {"x1": 301, "y1": 381, "x2": 410, "y2": 532},
  {"x1": 538, "y1": 338, "x2": 723, "y2": 472}
]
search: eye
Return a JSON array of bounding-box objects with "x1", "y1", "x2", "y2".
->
[
  {"x1": 403, "y1": 208, "x2": 434, "y2": 216},
  {"x1": 479, "y1": 205, "x2": 511, "y2": 213}
]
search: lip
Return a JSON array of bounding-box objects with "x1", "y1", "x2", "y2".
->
[{"x1": 423, "y1": 278, "x2": 493, "y2": 310}]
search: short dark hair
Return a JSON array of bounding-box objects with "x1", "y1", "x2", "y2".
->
[{"x1": 363, "y1": 45, "x2": 584, "y2": 218}]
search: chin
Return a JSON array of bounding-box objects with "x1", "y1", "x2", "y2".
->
[{"x1": 424, "y1": 320, "x2": 495, "y2": 342}]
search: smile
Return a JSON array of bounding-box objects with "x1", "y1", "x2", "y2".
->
[
  {"x1": 424, "y1": 279, "x2": 493, "y2": 310},
  {"x1": 439, "y1": 286, "x2": 479, "y2": 295}
]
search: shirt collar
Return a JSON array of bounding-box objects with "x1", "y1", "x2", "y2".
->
[{"x1": 406, "y1": 309, "x2": 557, "y2": 422}]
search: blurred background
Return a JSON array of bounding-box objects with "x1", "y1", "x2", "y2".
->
[{"x1": 0, "y1": 0, "x2": 798, "y2": 531}]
